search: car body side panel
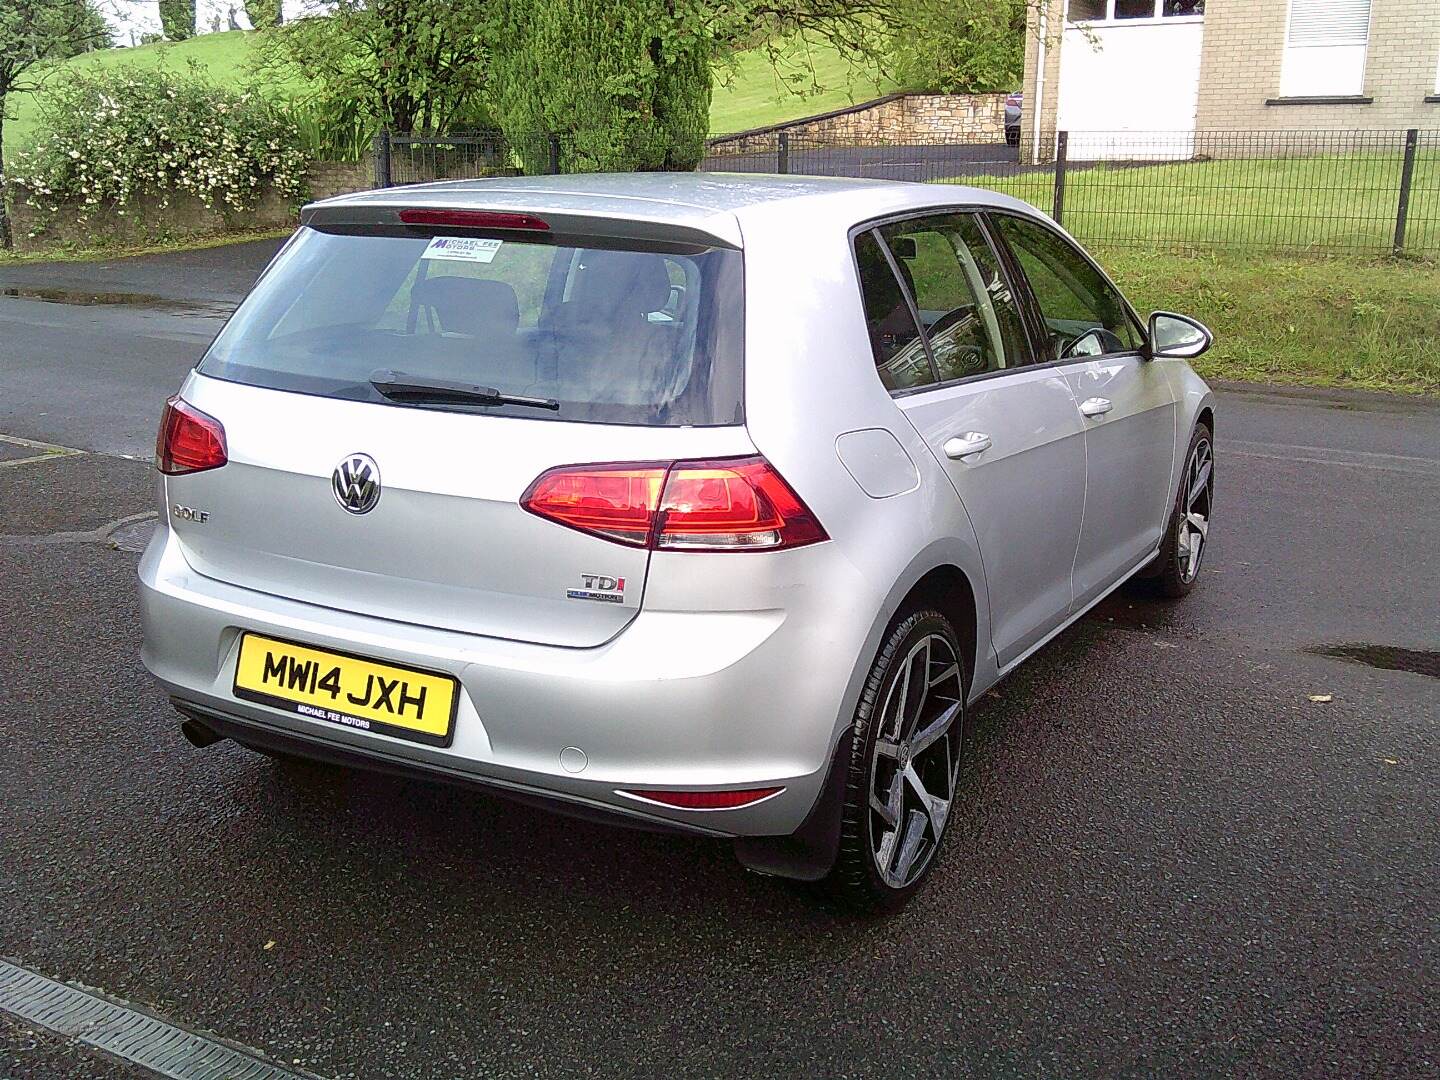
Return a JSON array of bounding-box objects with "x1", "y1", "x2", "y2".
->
[
  {"x1": 898, "y1": 369, "x2": 1088, "y2": 669},
  {"x1": 725, "y1": 197, "x2": 994, "y2": 733},
  {"x1": 1161, "y1": 360, "x2": 1218, "y2": 495},
  {"x1": 1066, "y1": 353, "x2": 1179, "y2": 609}
]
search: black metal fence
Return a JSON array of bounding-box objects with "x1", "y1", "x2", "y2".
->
[{"x1": 377, "y1": 127, "x2": 1440, "y2": 257}]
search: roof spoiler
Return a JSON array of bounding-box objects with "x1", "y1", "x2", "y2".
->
[{"x1": 301, "y1": 199, "x2": 742, "y2": 251}]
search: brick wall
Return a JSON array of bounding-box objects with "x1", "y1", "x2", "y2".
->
[
  {"x1": 1195, "y1": 0, "x2": 1440, "y2": 130},
  {"x1": 1019, "y1": 0, "x2": 1064, "y2": 163},
  {"x1": 1021, "y1": 0, "x2": 1440, "y2": 151},
  {"x1": 708, "y1": 93, "x2": 1008, "y2": 157}
]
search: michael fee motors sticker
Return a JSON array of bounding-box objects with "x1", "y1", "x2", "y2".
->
[{"x1": 421, "y1": 236, "x2": 503, "y2": 263}]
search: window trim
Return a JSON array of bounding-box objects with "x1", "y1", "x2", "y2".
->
[
  {"x1": 1278, "y1": 0, "x2": 1372, "y2": 99},
  {"x1": 850, "y1": 227, "x2": 936, "y2": 393},
  {"x1": 1065, "y1": 0, "x2": 1205, "y2": 28},
  {"x1": 982, "y1": 209, "x2": 1149, "y2": 363},
  {"x1": 847, "y1": 208, "x2": 1045, "y2": 399}
]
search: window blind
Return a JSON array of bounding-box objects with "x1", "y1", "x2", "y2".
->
[{"x1": 1287, "y1": 0, "x2": 1371, "y2": 46}]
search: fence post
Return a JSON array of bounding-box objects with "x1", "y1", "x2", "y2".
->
[
  {"x1": 374, "y1": 129, "x2": 392, "y2": 189},
  {"x1": 1393, "y1": 128, "x2": 1419, "y2": 256},
  {"x1": 1052, "y1": 131, "x2": 1068, "y2": 226},
  {"x1": 547, "y1": 135, "x2": 562, "y2": 176},
  {"x1": 777, "y1": 131, "x2": 790, "y2": 175}
]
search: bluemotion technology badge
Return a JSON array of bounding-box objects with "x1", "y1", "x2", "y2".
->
[{"x1": 568, "y1": 574, "x2": 626, "y2": 604}]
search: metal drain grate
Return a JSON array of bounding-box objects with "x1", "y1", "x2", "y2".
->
[{"x1": 0, "y1": 959, "x2": 312, "y2": 1079}]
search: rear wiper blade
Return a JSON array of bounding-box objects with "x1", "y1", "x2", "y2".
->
[{"x1": 370, "y1": 370, "x2": 559, "y2": 412}]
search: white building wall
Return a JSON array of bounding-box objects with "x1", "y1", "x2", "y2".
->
[
  {"x1": 98, "y1": 1, "x2": 323, "y2": 46},
  {"x1": 1056, "y1": 20, "x2": 1205, "y2": 158}
]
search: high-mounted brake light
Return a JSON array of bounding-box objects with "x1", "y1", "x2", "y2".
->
[
  {"x1": 156, "y1": 396, "x2": 227, "y2": 475},
  {"x1": 398, "y1": 208, "x2": 550, "y2": 231},
  {"x1": 623, "y1": 787, "x2": 784, "y2": 810},
  {"x1": 521, "y1": 456, "x2": 827, "y2": 552}
]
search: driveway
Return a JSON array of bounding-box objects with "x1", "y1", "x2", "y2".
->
[
  {"x1": 704, "y1": 141, "x2": 1027, "y2": 182},
  {"x1": 1, "y1": 243, "x2": 1436, "y2": 1079}
]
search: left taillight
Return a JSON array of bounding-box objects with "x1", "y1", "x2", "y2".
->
[
  {"x1": 521, "y1": 455, "x2": 827, "y2": 552},
  {"x1": 156, "y1": 395, "x2": 227, "y2": 475}
]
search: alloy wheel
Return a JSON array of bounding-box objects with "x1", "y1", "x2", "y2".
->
[
  {"x1": 1177, "y1": 436, "x2": 1213, "y2": 584},
  {"x1": 867, "y1": 633, "x2": 964, "y2": 889}
]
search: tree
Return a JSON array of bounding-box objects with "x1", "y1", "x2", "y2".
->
[
  {"x1": 257, "y1": 0, "x2": 494, "y2": 135},
  {"x1": 0, "y1": 0, "x2": 112, "y2": 248},
  {"x1": 887, "y1": 0, "x2": 1027, "y2": 94},
  {"x1": 489, "y1": 0, "x2": 900, "y2": 172},
  {"x1": 244, "y1": 0, "x2": 283, "y2": 30},
  {"x1": 158, "y1": 0, "x2": 194, "y2": 41}
]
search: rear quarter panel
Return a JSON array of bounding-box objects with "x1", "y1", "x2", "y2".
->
[{"x1": 724, "y1": 198, "x2": 995, "y2": 745}]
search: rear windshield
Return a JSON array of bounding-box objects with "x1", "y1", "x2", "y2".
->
[{"x1": 199, "y1": 226, "x2": 744, "y2": 426}]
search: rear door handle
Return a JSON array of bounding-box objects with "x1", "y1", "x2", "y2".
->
[
  {"x1": 943, "y1": 432, "x2": 992, "y2": 460},
  {"x1": 1079, "y1": 397, "x2": 1113, "y2": 418}
]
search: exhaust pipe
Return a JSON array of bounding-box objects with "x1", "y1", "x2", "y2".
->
[{"x1": 180, "y1": 717, "x2": 224, "y2": 748}]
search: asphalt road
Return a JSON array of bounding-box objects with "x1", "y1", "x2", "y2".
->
[{"x1": 1, "y1": 244, "x2": 1437, "y2": 1079}]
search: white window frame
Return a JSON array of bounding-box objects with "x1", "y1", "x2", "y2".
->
[
  {"x1": 1278, "y1": 0, "x2": 1373, "y2": 99},
  {"x1": 1065, "y1": 0, "x2": 1205, "y2": 27}
]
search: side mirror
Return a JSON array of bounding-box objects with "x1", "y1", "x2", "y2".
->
[
  {"x1": 890, "y1": 236, "x2": 917, "y2": 260},
  {"x1": 1148, "y1": 311, "x2": 1213, "y2": 359}
]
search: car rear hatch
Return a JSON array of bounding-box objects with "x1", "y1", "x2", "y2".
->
[{"x1": 163, "y1": 201, "x2": 749, "y2": 648}]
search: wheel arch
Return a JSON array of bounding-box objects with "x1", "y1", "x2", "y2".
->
[
  {"x1": 894, "y1": 564, "x2": 979, "y2": 698},
  {"x1": 733, "y1": 549, "x2": 988, "y2": 883}
]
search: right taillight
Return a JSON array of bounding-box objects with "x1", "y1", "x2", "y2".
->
[
  {"x1": 156, "y1": 395, "x2": 227, "y2": 475},
  {"x1": 521, "y1": 455, "x2": 827, "y2": 552}
]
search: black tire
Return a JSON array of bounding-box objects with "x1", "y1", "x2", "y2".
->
[
  {"x1": 1152, "y1": 422, "x2": 1213, "y2": 599},
  {"x1": 825, "y1": 608, "x2": 966, "y2": 914}
]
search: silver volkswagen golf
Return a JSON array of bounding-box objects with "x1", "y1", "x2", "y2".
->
[{"x1": 140, "y1": 173, "x2": 1216, "y2": 910}]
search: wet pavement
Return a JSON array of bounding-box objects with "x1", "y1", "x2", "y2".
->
[{"x1": 0, "y1": 243, "x2": 1437, "y2": 1078}]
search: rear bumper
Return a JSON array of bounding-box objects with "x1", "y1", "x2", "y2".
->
[{"x1": 138, "y1": 523, "x2": 856, "y2": 839}]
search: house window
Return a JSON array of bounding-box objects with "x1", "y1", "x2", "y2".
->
[
  {"x1": 1066, "y1": 0, "x2": 1202, "y2": 21},
  {"x1": 1279, "y1": 0, "x2": 1372, "y2": 97}
]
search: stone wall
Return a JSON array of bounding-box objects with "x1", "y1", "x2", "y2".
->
[
  {"x1": 307, "y1": 159, "x2": 375, "y2": 202},
  {"x1": 708, "y1": 93, "x2": 1008, "y2": 157}
]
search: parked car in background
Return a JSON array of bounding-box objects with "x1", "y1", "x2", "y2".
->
[
  {"x1": 140, "y1": 173, "x2": 1216, "y2": 911},
  {"x1": 1005, "y1": 91, "x2": 1023, "y2": 145}
]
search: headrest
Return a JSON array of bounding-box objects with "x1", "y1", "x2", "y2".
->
[
  {"x1": 413, "y1": 276, "x2": 520, "y2": 337},
  {"x1": 568, "y1": 250, "x2": 674, "y2": 316}
]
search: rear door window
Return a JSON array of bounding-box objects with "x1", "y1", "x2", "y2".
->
[
  {"x1": 854, "y1": 231, "x2": 933, "y2": 392},
  {"x1": 879, "y1": 214, "x2": 1032, "y2": 381},
  {"x1": 199, "y1": 227, "x2": 744, "y2": 427}
]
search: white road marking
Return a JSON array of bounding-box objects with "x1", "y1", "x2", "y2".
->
[{"x1": 1224, "y1": 439, "x2": 1440, "y2": 479}]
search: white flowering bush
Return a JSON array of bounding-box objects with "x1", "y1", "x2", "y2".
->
[{"x1": 8, "y1": 64, "x2": 308, "y2": 235}]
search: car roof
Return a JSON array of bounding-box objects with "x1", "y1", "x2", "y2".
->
[{"x1": 305, "y1": 172, "x2": 1043, "y2": 249}]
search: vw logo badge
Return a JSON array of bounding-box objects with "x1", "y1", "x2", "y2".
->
[{"x1": 332, "y1": 453, "x2": 381, "y2": 515}]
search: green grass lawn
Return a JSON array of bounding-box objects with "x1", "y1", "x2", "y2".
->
[
  {"x1": 3, "y1": 30, "x2": 895, "y2": 151},
  {"x1": 709, "y1": 37, "x2": 898, "y2": 133},
  {"x1": 1106, "y1": 250, "x2": 1440, "y2": 396},
  {"x1": 3, "y1": 32, "x2": 291, "y2": 151},
  {"x1": 962, "y1": 152, "x2": 1440, "y2": 257}
]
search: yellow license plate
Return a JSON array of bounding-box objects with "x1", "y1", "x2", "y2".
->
[{"x1": 233, "y1": 633, "x2": 458, "y2": 747}]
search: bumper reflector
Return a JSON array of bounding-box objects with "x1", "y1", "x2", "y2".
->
[{"x1": 623, "y1": 787, "x2": 783, "y2": 810}]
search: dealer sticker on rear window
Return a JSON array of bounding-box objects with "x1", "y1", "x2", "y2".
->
[{"x1": 420, "y1": 236, "x2": 503, "y2": 263}]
